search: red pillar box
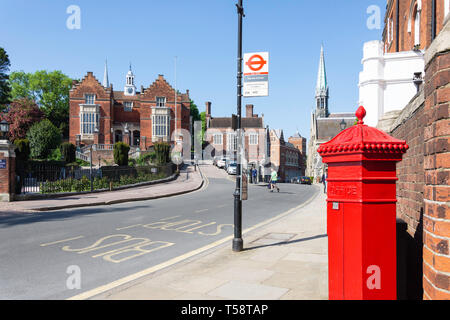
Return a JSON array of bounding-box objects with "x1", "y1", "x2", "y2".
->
[{"x1": 318, "y1": 106, "x2": 408, "y2": 300}]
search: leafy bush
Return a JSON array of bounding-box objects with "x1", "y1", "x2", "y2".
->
[
  {"x1": 27, "y1": 119, "x2": 62, "y2": 159},
  {"x1": 14, "y1": 139, "x2": 30, "y2": 163},
  {"x1": 154, "y1": 142, "x2": 171, "y2": 165},
  {"x1": 113, "y1": 142, "x2": 130, "y2": 166},
  {"x1": 47, "y1": 148, "x2": 62, "y2": 161},
  {"x1": 136, "y1": 152, "x2": 156, "y2": 166},
  {"x1": 61, "y1": 142, "x2": 76, "y2": 163}
]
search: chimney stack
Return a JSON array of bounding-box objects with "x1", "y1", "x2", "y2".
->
[
  {"x1": 205, "y1": 101, "x2": 212, "y2": 116},
  {"x1": 246, "y1": 104, "x2": 254, "y2": 118}
]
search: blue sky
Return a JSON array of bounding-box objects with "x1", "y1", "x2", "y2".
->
[{"x1": 0, "y1": 0, "x2": 386, "y2": 139}]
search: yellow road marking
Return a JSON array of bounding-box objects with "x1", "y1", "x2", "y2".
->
[
  {"x1": 195, "y1": 209, "x2": 209, "y2": 213},
  {"x1": 40, "y1": 236, "x2": 84, "y2": 247},
  {"x1": 67, "y1": 186, "x2": 320, "y2": 300}
]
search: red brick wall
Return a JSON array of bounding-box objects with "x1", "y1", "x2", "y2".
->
[
  {"x1": 392, "y1": 104, "x2": 426, "y2": 235},
  {"x1": 422, "y1": 49, "x2": 450, "y2": 300},
  {"x1": 384, "y1": 0, "x2": 448, "y2": 53},
  {"x1": 0, "y1": 152, "x2": 15, "y2": 197}
]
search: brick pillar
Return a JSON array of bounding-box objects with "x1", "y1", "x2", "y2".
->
[
  {"x1": 422, "y1": 20, "x2": 450, "y2": 300},
  {"x1": 0, "y1": 141, "x2": 16, "y2": 202}
]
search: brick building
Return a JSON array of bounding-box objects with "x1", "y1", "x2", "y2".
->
[
  {"x1": 69, "y1": 65, "x2": 191, "y2": 151},
  {"x1": 269, "y1": 129, "x2": 305, "y2": 182},
  {"x1": 288, "y1": 132, "x2": 307, "y2": 176},
  {"x1": 360, "y1": 0, "x2": 450, "y2": 129},
  {"x1": 377, "y1": 1, "x2": 449, "y2": 300},
  {"x1": 204, "y1": 103, "x2": 270, "y2": 179}
]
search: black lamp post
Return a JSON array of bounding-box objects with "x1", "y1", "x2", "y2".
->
[
  {"x1": 340, "y1": 119, "x2": 347, "y2": 131},
  {"x1": 233, "y1": 0, "x2": 244, "y2": 252},
  {"x1": 0, "y1": 119, "x2": 10, "y2": 140},
  {"x1": 413, "y1": 72, "x2": 423, "y2": 93}
]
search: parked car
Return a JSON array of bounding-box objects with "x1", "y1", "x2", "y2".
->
[
  {"x1": 227, "y1": 163, "x2": 237, "y2": 175},
  {"x1": 300, "y1": 176, "x2": 312, "y2": 185},
  {"x1": 216, "y1": 158, "x2": 227, "y2": 168}
]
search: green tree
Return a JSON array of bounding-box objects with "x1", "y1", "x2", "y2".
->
[
  {"x1": 200, "y1": 111, "x2": 206, "y2": 141},
  {"x1": 0, "y1": 48, "x2": 11, "y2": 109},
  {"x1": 154, "y1": 142, "x2": 171, "y2": 165},
  {"x1": 113, "y1": 142, "x2": 130, "y2": 166},
  {"x1": 190, "y1": 100, "x2": 201, "y2": 121},
  {"x1": 0, "y1": 98, "x2": 44, "y2": 141},
  {"x1": 9, "y1": 70, "x2": 73, "y2": 137},
  {"x1": 27, "y1": 119, "x2": 62, "y2": 159},
  {"x1": 60, "y1": 142, "x2": 76, "y2": 164}
]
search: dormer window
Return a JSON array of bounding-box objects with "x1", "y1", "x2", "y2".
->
[
  {"x1": 85, "y1": 94, "x2": 95, "y2": 105},
  {"x1": 156, "y1": 97, "x2": 166, "y2": 107}
]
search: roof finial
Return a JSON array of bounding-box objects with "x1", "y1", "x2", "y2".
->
[{"x1": 356, "y1": 106, "x2": 366, "y2": 125}]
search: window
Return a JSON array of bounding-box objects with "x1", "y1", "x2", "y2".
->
[
  {"x1": 414, "y1": 7, "x2": 421, "y2": 46},
  {"x1": 213, "y1": 134, "x2": 223, "y2": 145},
  {"x1": 445, "y1": 0, "x2": 449, "y2": 18},
  {"x1": 152, "y1": 115, "x2": 169, "y2": 137},
  {"x1": 80, "y1": 111, "x2": 99, "y2": 135},
  {"x1": 156, "y1": 97, "x2": 166, "y2": 107},
  {"x1": 249, "y1": 133, "x2": 258, "y2": 145},
  {"x1": 228, "y1": 133, "x2": 237, "y2": 152},
  {"x1": 124, "y1": 101, "x2": 133, "y2": 112},
  {"x1": 85, "y1": 94, "x2": 95, "y2": 105}
]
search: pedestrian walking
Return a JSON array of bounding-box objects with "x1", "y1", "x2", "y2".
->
[
  {"x1": 270, "y1": 168, "x2": 280, "y2": 193},
  {"x1": 322, "y1": 170, "x2": 328, "y2": 194},
  {"x1": 252, "y1": 168, "x2": 257, "y2": 184}
]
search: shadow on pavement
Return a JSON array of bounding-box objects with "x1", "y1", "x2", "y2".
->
[{"x1": 243, "y1": 234, "x2": 328, "y2": 251}]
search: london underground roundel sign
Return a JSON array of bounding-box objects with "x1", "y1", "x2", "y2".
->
[{"x1": 243, "y1": 52, "x2": 269, "y2": 97}]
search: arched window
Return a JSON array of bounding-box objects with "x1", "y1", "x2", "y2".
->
[
  {"x1": 414, "y1": 6, "x2": 421, "y2": 46},
  {"x1": 445, "y1": 0, "x2": 450, "y2": 18}
]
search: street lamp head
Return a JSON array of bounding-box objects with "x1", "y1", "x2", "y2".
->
[
  {"x1": 0, "y1": 119, "x2": 10, "y2": 140},
  {"x1": 340, "y1": 119, "x2": 347, "y2": 131}
]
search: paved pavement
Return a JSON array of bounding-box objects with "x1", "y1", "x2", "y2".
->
[
  {"x1": 0, "y1": 165, "x2": 319, "y2": 299},
  {"x1": 1, "y1": 165, "x2": 203, "y2": 213},
  {"x1": 92, "y1": 183, "x2": 328, "y2": 300}
]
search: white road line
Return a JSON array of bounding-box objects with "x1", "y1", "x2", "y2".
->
[{"x1": 67, "y1": 186, "x2": 320, "y2": 300}]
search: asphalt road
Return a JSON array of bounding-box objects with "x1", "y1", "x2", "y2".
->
[{"x1": 0, "y1": 166, "x2": 318, "y2": 299}]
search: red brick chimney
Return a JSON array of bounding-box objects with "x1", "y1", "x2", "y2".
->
[
  {"x1": 205, "y1": 102, "x2": 212, "y2": 117},
  {"x1": 246, "y1": 104, "x2": 254, "y2": 118}
]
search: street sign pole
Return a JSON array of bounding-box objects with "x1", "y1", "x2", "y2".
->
[{"x1": 233, "y1": 0, "x2": 244, "y2": 252}]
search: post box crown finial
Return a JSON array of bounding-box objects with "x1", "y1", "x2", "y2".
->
[{"x1": 356, "y1": 106, "x2": 366, "y2": 125}]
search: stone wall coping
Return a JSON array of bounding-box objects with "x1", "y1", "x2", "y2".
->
[
  {"x1": 424, "y1": 17, "x2": 450, "y2": 66},
  {"x1": 388, "y1": 88, "x2": 425, "y2": 134}
]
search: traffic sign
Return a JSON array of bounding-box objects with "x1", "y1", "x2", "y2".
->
[{"x1": 243, "y1": 52, "x2": 269, "y2": 97}]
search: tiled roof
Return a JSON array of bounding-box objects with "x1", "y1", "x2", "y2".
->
[{"x1": 209, "y1": 117, "x2": 263, "y2": 129}]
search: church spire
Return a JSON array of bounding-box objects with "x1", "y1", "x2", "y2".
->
[
  {"x1": 315, "y1": 45, "x2": 329, "y2": 118},
  {"x1": 316, "y1": 45, "x2": 328, "y2": 96},
  {"x1": 102, "y1": 59, "x2": 109, "y2": 88}
]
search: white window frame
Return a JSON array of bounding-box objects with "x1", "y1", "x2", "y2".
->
[
  {"x1": 445, "y1": 0, "x2": 449, "y2": 18},
  {"x1": 414, "y1": 8, "x2": 421, "y2": 46},
  {"x1": 80, "y1": 110, "x2": 99, "y2": 135},
  {"x1": 152, "y1": 114, "x2": 170, "y2": 137},
  {"x1": 227, "y1": 133, "x2": 237, "y2": 152},
  {"x1": 156, "y1": 97, "x2": 166, "y2": 107},
  {"x1": 213, "y1": 133, "x2": 223, "y2": 145},
  {"x1": 124, "y1": 101, "x2": 133, "y2": 112},
  {"x1": 85, "y1": 94, "x2": 95, "y2": 105},
  {"x1": 249, "y1": 133, "x2": 258, "y2": 145}
]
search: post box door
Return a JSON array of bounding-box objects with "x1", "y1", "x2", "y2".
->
[{"x1": 327, "y1": 201, "x2": 344, "y2": 300}]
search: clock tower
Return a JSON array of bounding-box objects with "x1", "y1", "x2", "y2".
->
[{"x1": 124, "y1": 63, "x2": 136, "y2": 96}]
